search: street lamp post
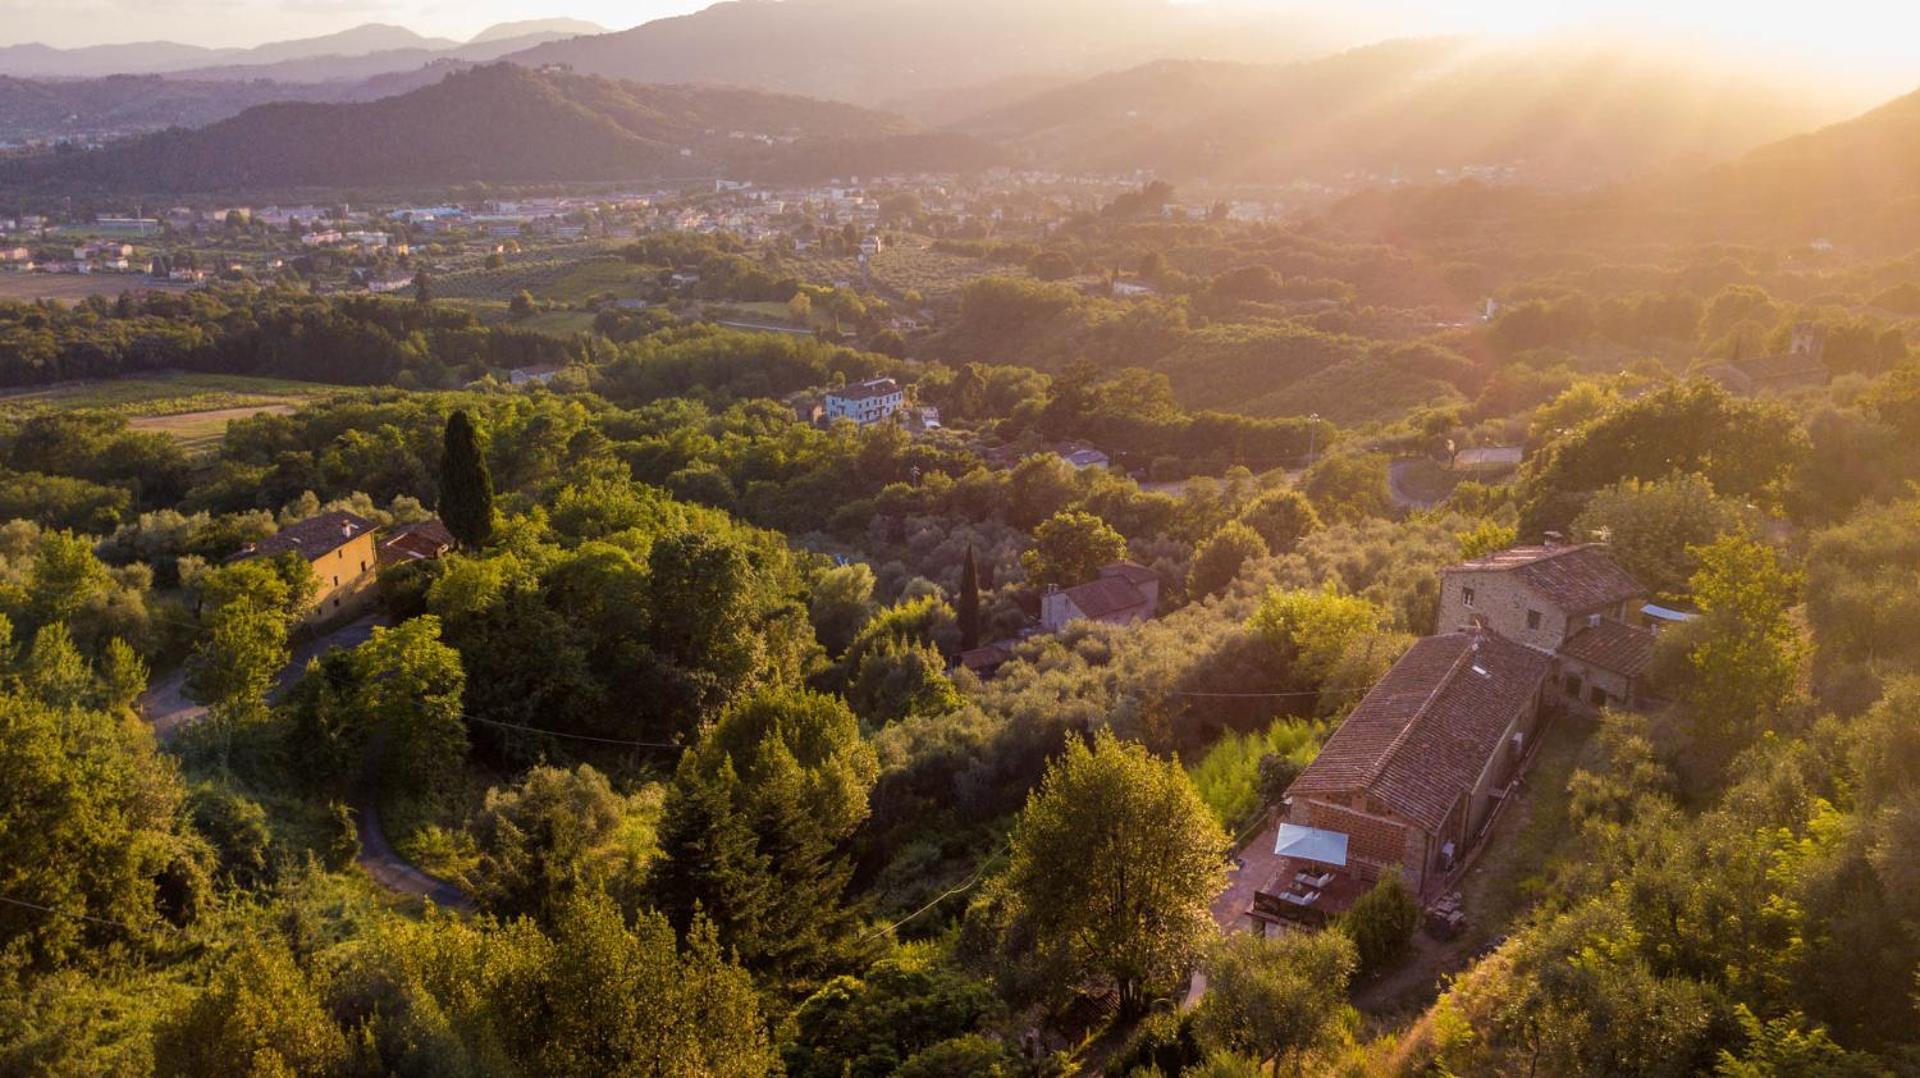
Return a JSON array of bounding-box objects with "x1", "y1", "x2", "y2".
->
[{"x1": 1306, "y1": 413, "x2": 1320, "y2": 467}]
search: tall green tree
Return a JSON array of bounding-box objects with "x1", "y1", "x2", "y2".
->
[
  {"x1": 649, "y1": 688, "x2": 881, "y2": 999},
  {"x1": 1188, "y1": 521, "x2": 1269, "y2": 598},
  {"x1": 1193, "y1": 928, "x2": 1358, "y2": 1070},
  {"x1": 1021, "y1": 510, "x2": 1126, "y2": 588},
  {"x1": 439, "y1": 410, "x2": 495, "y2": 548},
  {"x1": 1684, "y1": 535, "x2": 1804, "y2": 749},
  {"x1": 354, "y1": 615, "x2": 468, "y2": 794},
  {"x1": 0, "y1": 691, "x2": 204, "y2": 968},
  {"x1": 1003, "y1": 729, "x2": 1227, "y2": 1017},
  {"x1": 153, "y1": 938, "x2": 349, "y2": 1077},
  {"x1": 957, "y1": 544, "x2": 982, "y2": 652},
  {"x1": 186, "y1": 562, "x2": 296, "y2": 733}
]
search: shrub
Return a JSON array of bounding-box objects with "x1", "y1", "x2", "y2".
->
[{"x1": 1338, "y1": 873, "x2": 1421, "y2": 976}]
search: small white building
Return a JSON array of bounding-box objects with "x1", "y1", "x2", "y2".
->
[
  {"x1": 824, "y1": 378, "x2": 905, "y2": 426},
  {"x1": 509, "y1": 364, "x2": 566, "y2": 387},
  {"x1": 1040, "y1": 562, "x2": 1160, "y2": 633},
  {"x1": 1056, "y1": 443, "x2": 1110, "y2": 470}
]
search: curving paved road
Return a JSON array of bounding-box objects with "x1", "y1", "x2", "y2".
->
[
  {"x1": 353, "y1": 782, "x2": 475, "y2": 912},
  {"x1": 140, "y1": 614, "x2": 474, "y2": 911}
]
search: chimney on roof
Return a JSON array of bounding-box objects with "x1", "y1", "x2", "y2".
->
[
  {"x1": 341, "y1": 521, "x2": 355, "y2": 539},
  {"x1": 1543, "y1": 530, "x2": 1564, "y2": 548}
]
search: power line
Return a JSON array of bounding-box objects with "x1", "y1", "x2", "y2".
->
[
  {"x1": 461, "y1": 714, "x2": 686, "y2": 751},
  {"x1": 0, "y1": 894, "x2": 174, "y2": 936},
  {"x1": 856, "y1": 840, "x2": 1009, "y2": 946},
  {"x1": 1162, "y1": 684, "x2": 1377, "y2": 700}
]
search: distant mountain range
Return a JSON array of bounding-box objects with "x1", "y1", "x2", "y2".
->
[
  {"x1": 0, "y1": 68, "x2": 463, "y2": 142},
  {"x1": 504, "y1": 0, "x2": 1342, "y2": 112},
  {"x1": 0, "y1": 64, "x2": 997, "y2": 193},
  {"x1": 0, "y1": 21, "x2": 605, "y2": 80},
  {"x1": 952, "y1": 39, "x2": 1855, "y2": 186}
]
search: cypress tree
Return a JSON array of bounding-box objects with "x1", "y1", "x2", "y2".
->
[
  {"x1": 439, "y1": 410, "x2": 494, "y2": 548},
  {"x1": 958, "y1": 543, "x2": 981, "y2": 651}
]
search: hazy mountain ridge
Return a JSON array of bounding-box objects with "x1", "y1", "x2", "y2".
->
[
  {"x1": 0, "y1": 20, "x2": 598, "y2": 83},
  {"x1": 0, "y1": 24, "x2": 457, "y2": 78},
  {"x1": 0, "y1": 64, "x2": 997, "y2": 192},
  {"x1": 955, "y1": 39, "x2": 1856, "y2": 186},
  {"x1": 469, "y1": 20, "x2": 609, "y2": 44},
  {"x1": 502, "y1": 0, "x2": 1342, "y2": 106},
  {"x1": 0, "y1": 66, "x2": 482, "y2": 142}
]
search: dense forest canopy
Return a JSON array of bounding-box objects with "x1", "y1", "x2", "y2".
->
[{"x1": 8, "y1": 21, "x2": 1920, "y2": 1072}]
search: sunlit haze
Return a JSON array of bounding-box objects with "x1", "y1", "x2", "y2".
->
[{"x1": 4, "y1": 0, "x2": 1919, "y2": 100}]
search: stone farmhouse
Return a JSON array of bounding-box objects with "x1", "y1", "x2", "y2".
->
[
  {"x1": 1257, "y1": 629, "x2": 1552, "y2": 925},
  {"x1": 1248, "y1": 542, "x2": 1657, "y2": 929},
  {"x1": 1438, "y1": 541, "x2": 1656, "y2": 713},
  {"x1": 1700, "y1": 323, "x2": 1830, "y2": 396}
]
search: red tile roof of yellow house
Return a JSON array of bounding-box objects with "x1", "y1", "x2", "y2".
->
[{"x1": 239, "y1": 511, "x2": 374, "y2": 563}]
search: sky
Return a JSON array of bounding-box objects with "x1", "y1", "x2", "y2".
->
[
  {"x1": 0, "y1": 0, "x2": 705, "y2": 47},
  {"x1": 2, "y1": 0, "x2": 1918, "y2": 99}
]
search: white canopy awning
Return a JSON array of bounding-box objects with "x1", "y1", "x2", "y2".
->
[{"x1": 1273, "y1": 823, "x2": 1349, "y2": 867}]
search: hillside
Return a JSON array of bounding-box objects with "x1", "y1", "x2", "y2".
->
[
  {"x1": 0, "y1": 64, "x2": 997, "y2": 192},
  {"x1": 469, "y1": 20, "x2": 608, "y2": 44},
  {"x1": 957, "y1": 40, "x2": 1854, "y2": 186},
  {"x1": 0, "y1": 23, "x2": 457, "y2": 78},
  {"x1": 1660, "y1": 87, "x2": 1920, "y2": 244},
  {"x1": 0, "y1": 69, "x2": 470, "y2": 142},
  {"x1": 503, "y1": 0, "x2": 1341, "y2": 108}
]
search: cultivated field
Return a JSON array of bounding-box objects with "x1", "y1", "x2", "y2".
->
[
  {"x1": 0, "y1": 372, "x2": 334, "y2": 452},
  {"x1": 0, "y1": 274, "x2": 198, "y2": 303}
]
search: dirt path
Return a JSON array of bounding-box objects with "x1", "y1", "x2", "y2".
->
[
  {"x1": 1388, "y1": 459, "x2": 1439, "y2": 510},
  {"x1": 139, "y1": 614, "x2": 475, "y2": 910},
  {"x1": 354, "y1": 781, "x2": 476, "y2": 912},
  {"x1": 128, "y1": 402, "x2": 298, "y2": 430}
]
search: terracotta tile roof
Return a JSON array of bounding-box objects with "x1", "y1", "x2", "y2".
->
[
  {"x1": 377, "y1": 518, "x2": 458, "y2": 566},
  {"x1": 1063, "y1": 576, "x2": 1151, "y2": 621},
  {"x1": 1287, "y1": 630, "x2": 1552, "y2": 834},
  {"x1": 1444, "y1": 544, "x2": 1643, "y2": 613},
  {"x1": 1560, "y1": 619, "x2": 1656, "y2": 679},
  {"x1": 1100, "y1": 561, "x2": 1158, "y2": 586},
  {"x1": 242, "y1": 511, "x2": 374, "y2": 563},
  {"x1": 958, "y1": 644, "x2": 1013, "y2": 673}
]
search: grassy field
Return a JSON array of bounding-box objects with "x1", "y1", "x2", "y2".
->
[
  {"x1": 514, "y1": 310, "x2": 599, "y2": 337},
  {"x1": 793, "y1": 242, "x2": 1013, "y2": 303},
  {"x1": 0, "y1": 274, "x2": 197, "y2": 302},
  {"x1": 0, "y1": 372, "x2": 334, "y2": 453},
  {"x1": 128, "y1": 404, "x2": 300, "y2": 455},
  {"x1": 537, "y1": 258, "x2": 659, "y2": 303}
]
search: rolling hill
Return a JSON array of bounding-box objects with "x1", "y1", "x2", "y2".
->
[
  {"x1": 469, "y1": 20, "x2": 608, "y2": 45},
  {"x1": 1662, "y1": 87, "x2": 1920, "y2": 244},
  {"x1": 953, "y1": 39, "x2": 1857, "y2": 187},
  {"x1": 0, "y1": 21, "x2": 597, "y2": 88},
  {"x1": 0, "y1": 24, "x2": 458, "y2": 78},
  {"x1": 0, "y1": 68, "x2": 471, "y2": 143},
  {"x1": 502, "y1": 0, "x2": 1343, "y2": 111},
  {"x1": 0, "y1": 64, "x2": 998, "y2": 193}
]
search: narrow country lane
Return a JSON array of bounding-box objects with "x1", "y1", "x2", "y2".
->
[{"x1": 139, "y1": 613, "x2": 475, "y2": 910}]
